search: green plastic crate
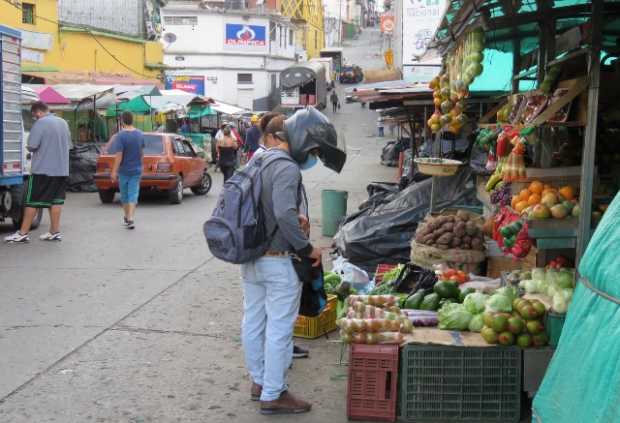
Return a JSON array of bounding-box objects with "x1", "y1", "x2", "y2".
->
[{"x1": 399, "y1": 344, "x2": 522, "y2": 422}]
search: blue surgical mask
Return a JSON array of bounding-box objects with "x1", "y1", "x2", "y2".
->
[{"x1": 300, "y1": 154, "x2": 318, "y2": 171}]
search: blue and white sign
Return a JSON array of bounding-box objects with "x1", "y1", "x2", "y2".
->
[{"x1": 224, "y1": 24, "x2": 266, "y2": 47}]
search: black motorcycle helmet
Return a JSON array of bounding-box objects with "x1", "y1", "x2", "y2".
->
[{"x1": 282, "y1": 107, "x2": 346, "y2": 173}]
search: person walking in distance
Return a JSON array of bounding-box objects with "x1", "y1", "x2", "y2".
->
[
  {"x1": 109, "y1": 111, "x2": 144, "y2": 230},
  {"x1": 5, "y1": 101, "x2": 72, "y2": 243},
  {"x1": 330, "y1": 90, "x2": 340, "y2": 113},
  {"x1": 244, "y1": 115, "x2": 262, "y2": 161},
  {"x1": 216, "y1": 125, "x2": 238, "y2": 183}
]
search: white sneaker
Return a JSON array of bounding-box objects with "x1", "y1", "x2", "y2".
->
[
  {"x1": 39, "y1": 232, "x2": 62, "y2": 241},
  {"x1": 4, "y1": 231, "x2": 30, "y2": 243}
]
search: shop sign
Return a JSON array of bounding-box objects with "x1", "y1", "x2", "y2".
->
[
  {"x1": 224, "y1": 24, "x2": 267, "y2": 47},
  {"x1": 403, "y1": 64, "x2": 441, "y2": 84},
  {"x1": 402, "y1": 0, "x2": 446, "y2": 65},
  {"x1": 165, "y1": 75, "x2": 205, "y2": 95}
]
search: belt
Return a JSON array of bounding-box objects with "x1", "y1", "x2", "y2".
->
[{"x1": 264, "y1": 251, "x2": 290, "y2": 257}]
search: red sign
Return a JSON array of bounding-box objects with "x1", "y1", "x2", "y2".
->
[{"x1": 381, "y1": 15, "x2": 395, "y2": 33}]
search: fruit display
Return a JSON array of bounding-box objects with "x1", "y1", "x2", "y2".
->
[
  {"x1": 490, "y1": 182, "x2": 512, "y2": 207},
  {"x1": 427, "y1": 28, "x2": 485, "y2": 134},
  {"x1": 510, "y1": 180, "x2": 580, "y2": 220},
  {"x1": 493, "y1": 207, "x2": 533, "y2": 258},
  {"x1": 414, "y1": 211, "x2": 485, "y2": 251},
  {"x1": 519, "y1": 266, "x2": 576, "y2": 314},
  {"x1": 481, "y1": 297, "x2": 549, "y2": 347},
  {"x1": 338, "y1": 295, "x2": 414, "y2": 344}
]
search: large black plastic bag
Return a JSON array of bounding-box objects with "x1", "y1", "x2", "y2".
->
[
  {"x1": 334, "y1": 166, "x2": 478, "y2": 272},
  {"x1": 358, "y1": 182, "x2": 400, "y2": 211},
  {"x1": 68, "y1": 144, "x2": 101, "y2": 192}
]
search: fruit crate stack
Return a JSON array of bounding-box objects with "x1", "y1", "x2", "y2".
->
[
  {"x1": 399, "y1": 344, "x2": 522, "y2": 422},
  {"x1": 347, "y1": 344, "x2": 399, "y2": 422}
]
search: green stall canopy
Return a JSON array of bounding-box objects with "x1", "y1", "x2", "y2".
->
[
  {"x1": 187, "y1": 105, "x2": 216, "y2": 119},
  {"x1": 106, "y1": 95, "x2": 152, "y2": 117}
]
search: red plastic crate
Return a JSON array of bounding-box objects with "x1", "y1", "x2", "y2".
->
[
  {"x1": 374, "y1": 264, "x2": 399, "y2": 286},
  {"x1": 347, "y1": 344, "x2": 399, "y2": 422}
]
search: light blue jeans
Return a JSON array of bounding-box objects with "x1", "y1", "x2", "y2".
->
[
  {"x1": 241, "y1": 257, "x2": 302, "y2": 401},
  {"x1": 119, "y1": 173, "x2": 141, "y2": 204}
]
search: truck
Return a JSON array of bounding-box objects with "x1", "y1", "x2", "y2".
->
[
  {"x1": 279, "y1": 62, "x2": 327, "y2": 111},
  {"x1": 1, "y1": 25, "x2": 42, "y2": 230},
  {"x1": 309, "y1": 57, "x2": 334, "y2": 89},
  {"x1": 320, "y1": 48, "x2": 344, "y2": 75}
]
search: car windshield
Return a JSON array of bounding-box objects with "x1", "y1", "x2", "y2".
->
[{"x1": 143, "y1": 135, "x2": 164, "y2": 155}]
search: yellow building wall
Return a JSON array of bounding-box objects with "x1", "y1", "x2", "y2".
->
[
  {"x1": 281, "y1": 0, "x2": 325, "y2": 59},
  {"x1": 0, "y1": 0, "x2": 163, "y2": 79}
]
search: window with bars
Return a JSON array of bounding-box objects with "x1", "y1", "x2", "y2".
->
[
  {"x1": 22, "y1": 3, "x2": 35, "y2": 24},
  {"x1": 163, "y1": 16, "x2": 198, "y2": 26}
]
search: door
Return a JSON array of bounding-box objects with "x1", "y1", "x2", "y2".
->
[
  {"x1": 182, "y1": 140, "x2": 204, "y2": 186},
  {"x1": 237, "y1": 88, "x2": 254, "y2": 110},
  {"x1": 172, "y1": 138, "x2": 192, "y2": 186}
]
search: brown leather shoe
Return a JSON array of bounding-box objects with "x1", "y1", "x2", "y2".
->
[
  {"x1": 260, "y1": 391, "x2": 312, "y2": 415},
  {"x1": 251, "y1": 383, "x2": 262, "y2": 401}
]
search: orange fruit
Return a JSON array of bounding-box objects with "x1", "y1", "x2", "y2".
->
[
  {"x1": 511, "y1": 196, "x2": 520, "y2": 209},
  {"x1": 515, "y1": 200, "x2": 529, "y2": 213},
  {"x1": 528, "y1": 193, "x2": 541, "y2": 206},
  {"x1": 519, "y1": 188, "x2": 531, "y2": 201},
  {"x1": 558, "y1": 186, "x2": 575, "y2": 201},
  {"x1": 529, "y1": 180, "x2": 544, "y2": 195}
]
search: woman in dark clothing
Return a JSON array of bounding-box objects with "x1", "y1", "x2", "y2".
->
[{"x1": 216, "y1": 126, "x2": 239, "y2": 183}]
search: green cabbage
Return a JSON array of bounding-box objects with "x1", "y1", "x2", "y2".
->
[
  {"x1": 468, "y1": 314, "x2": 484, "y2": 332},
  {"x1": 496, "y1": 286, "x2": 518, "y2": 302},
  {"x1": 463, "y1": 292, "x2": 488, "y2": 315},
  {"x1": 486, "y1": 294, "x2": 512, "y2": 312},
  {"x1": 438, "y1": 303, "x2": 473, "y2": 331}
]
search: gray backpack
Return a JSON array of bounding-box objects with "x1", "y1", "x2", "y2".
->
[{"x1": 203, "y1": 151, "x2": 296, "y2": 264}]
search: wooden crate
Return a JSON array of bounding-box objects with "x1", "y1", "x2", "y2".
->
[{"x1": 487, "y1": 247, "x2": 538, "y2": 278}]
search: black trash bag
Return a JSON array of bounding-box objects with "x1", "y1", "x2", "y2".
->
[
  {"x1": 284, "y1": 107, "x2": 346, "y2": 173},
  {"x1": 334, "y1": 166, "x2": 479, "y2": 272},
  {"x1": 293, "y1": 257, "x2": 327, "y2": 317},
  {"x1": 68, "y1": 144, "x2": 101, "y2": 192},
  {"x1": 359, "y1": 182, "x2": 400, "y2": 211},
  {"x1": 380, "y1": 141, "x2": 400, "y2": 167}
]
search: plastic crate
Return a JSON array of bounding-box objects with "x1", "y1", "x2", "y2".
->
[
  {"x1": 400, "y1": 344, "x2": 522, "y2": 422},
  {"x1": 294, "y1": 295, "x2": 337, "y2": 339},
  {"x1": 545, "y1": 311, "x2": 566, "y2": 347},
  {"x1": 347, "y1": 344, "x2": 399, "y2": 422}
]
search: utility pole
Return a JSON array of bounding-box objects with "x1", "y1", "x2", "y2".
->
[{"x1": 338, "y1": 0, "x2": 343, "y2": 46}]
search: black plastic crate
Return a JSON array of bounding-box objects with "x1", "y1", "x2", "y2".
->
[{"x1": 399, "y1": 344, "x2": 522, "y2": 422}]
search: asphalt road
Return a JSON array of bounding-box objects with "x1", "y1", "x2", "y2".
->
[{"x1": 0, "y1": 29, "x2": 392, "y2": 423}]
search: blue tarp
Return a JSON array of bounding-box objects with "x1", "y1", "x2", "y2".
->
[{"x1": 533, "y1": 191, "x2": 620, "y2": 422}]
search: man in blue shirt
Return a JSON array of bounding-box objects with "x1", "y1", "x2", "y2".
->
[
  {"x1": 110, "y1": 112, "x2": 144, "y2": 229},
  {"x1": 244, "y1": 115, "x2": 262, "y2": 160}
]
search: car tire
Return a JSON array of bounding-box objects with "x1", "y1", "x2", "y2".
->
[
  {"x1": 191, "y1": 171, "x2": 212, "y2": 196},
  {"x1": 98, "y1": 189, "x2": 115, "y2": 204},
  {"x1": 169, "y1": 176, "x2": 183, "y2": 204},
  {"x1": 10, "y1": 184, "x2": 43, "y2": 230}
]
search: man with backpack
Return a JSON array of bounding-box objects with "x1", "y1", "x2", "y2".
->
[{"x1": 204, "y1": 107, "x2": 346, "y2": 415}]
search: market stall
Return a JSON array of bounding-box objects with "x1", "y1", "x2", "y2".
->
[{"x1": 303, "y1": 2, "x2": 620, "y2": 422}]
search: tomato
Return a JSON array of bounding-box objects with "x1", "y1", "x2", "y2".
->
[
  {"x1": 443, "y1": 269, "x2": 458, "y2": 279},
  {"x1": 449, "y1": 275, "x2": 461, "y2": 283}
]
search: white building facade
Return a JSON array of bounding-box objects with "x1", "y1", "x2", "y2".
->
[{"x1": 161, "y1": 2, "x2": 298, "y2": 110}]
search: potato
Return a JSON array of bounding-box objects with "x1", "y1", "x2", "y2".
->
[
  {"x1": 465, "y1": 221, "x2": 477, "y2": 236},
  {"x1": 456, "y1": 210, "x2": 470, "y2": 221},
  {"x1": 442, "y1": 222, "x2": 455, "y2": 232},
  {"x1": 438, "y1": 233, "x2": 453, "y2": 244},
  {"x1": 460, "y1": 242, "x2": 471, "y2": 250},
  {"x1": 463, "y1": 235, "x2": 472, "y2": 244},
  {"x1": 451, "y1": 237, "x2": 462, "y2": 248},
  {"x1": 437, "y1": 243, "x2": 450, "y2": 250},
  {"x1": 471, "y1": 237, "x2": 483, "y2": 249}
]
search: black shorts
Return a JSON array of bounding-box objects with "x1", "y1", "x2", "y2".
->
[{"x1": 25, "y1": 174, "x2": 68, "y2": 208}]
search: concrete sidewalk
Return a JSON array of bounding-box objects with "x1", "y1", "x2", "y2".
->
[{"x1": 0, "y1": 68, "x2": 399, "y2": 423}]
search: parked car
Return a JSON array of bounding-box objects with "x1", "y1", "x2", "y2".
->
[{"x1": 95, "y1": 133, "x2": 212, "y2": 204}]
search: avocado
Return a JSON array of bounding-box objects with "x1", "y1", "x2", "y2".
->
[
  {"x1": 405, "y1": 291, "x2": 425, "y2": 309},
  {"x1": 420, "y1": 293, "x2": 441, "y2": 311},
  {"x1": 433, "y1": 281, "x2": 460, "y2": 299}
]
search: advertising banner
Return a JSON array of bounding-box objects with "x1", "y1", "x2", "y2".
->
[
  {"x1": 402, "y1": 0, "x2": 446, "y2": 65},
  {"x1": 165, "y1": 75, "x2": 205, "y2": 95},
  {"x1": 224, "y1": 24, "x2": 267, "y2": 48}
]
